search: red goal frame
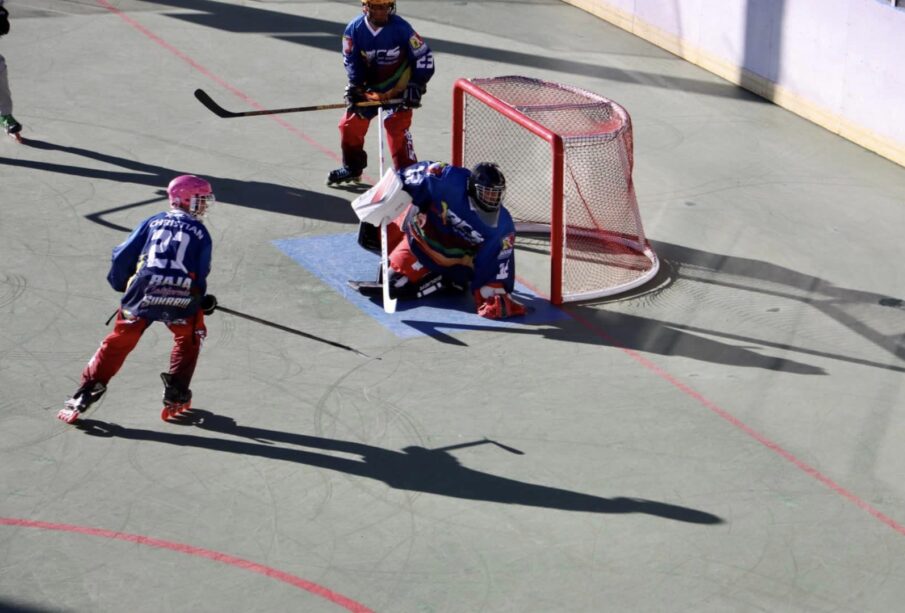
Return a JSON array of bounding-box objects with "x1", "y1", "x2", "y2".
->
[{"x1": 451, "y1": 77, "x2": 659, "y2": 305}]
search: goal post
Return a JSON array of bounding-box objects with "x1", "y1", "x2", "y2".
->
[{"x1": 452, "y1": 76, "x2": 659, "y2": 305}]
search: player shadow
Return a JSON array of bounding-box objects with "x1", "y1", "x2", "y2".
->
[
  {"x1": 0, "y1": 599, "x2": 59, "y2": 613},
  {"x1": 138, "y1": 0, "x2": 757, "y2": 102},
  {"x1": 74, "y1": 411, "x2": 723, "y2": 524},
  {"x1": 0, "y1": 139, "x2": 359, "y2": 229}
]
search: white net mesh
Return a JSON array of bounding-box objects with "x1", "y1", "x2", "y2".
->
[{"x1": 457, "y1": 76, "x2": 659, "y2": 302}]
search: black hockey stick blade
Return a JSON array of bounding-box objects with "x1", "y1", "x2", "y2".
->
[
  {"x1": 194, "y1": 89, "x2": 401, "y2": 119},
  {"x1": 193, "y1": 88, "x2": 345, "y2": 118}
]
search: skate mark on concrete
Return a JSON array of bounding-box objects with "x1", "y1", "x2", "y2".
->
[{"x1": 273, "y1": 233, "x2": 568, "y2": 339}]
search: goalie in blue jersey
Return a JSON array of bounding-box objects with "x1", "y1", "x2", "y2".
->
[{"x1": 353, "y1": 161, "x2": 528, "y2": 319}]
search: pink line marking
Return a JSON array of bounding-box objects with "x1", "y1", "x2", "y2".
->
[
  {"x1": 562, "y1": 307, "x2": 905, "y2": 537},
  {"x1": 0, "y1": 517, "x2": 374, "y2": 613},
  {"x1": 516, "y1": 275, "x2": 905, "y2": 535},
  {"x1": 95, "y1": 0, "x2": 341, "y2": 162}
]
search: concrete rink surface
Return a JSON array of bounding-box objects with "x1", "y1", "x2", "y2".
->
[{"x1": 1, "y1": 1, "x2": 905, "y2": 611}]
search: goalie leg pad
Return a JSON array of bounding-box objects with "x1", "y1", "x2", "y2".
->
[
  {"x1": 389, "y1": 270, "x2": 444, "y2": 300},
  {"x1": 349, "y1": 270, "x2": 444, "y2": 300}
]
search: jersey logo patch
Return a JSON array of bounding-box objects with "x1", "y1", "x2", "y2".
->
[
  {"x1": 342, "y1": 35, "x2": 354, "y2": 56},
  {"x1": 409, "y1": 33, "x2": 424, "y2": 50}
]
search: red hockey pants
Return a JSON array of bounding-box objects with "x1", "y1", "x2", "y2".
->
[
  {"x1": 386, "y1": 210, "x2": 430, "y2": 283},
  {"x1": 338, "y1": 108, "x2": 416, "y2": 172},
  {"x1": 80, "y1": 309, "x2": 207, "y2": 392}
]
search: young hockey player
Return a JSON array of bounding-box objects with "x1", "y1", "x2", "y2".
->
[
  {"x1": 353, "y1": 161, "x2": 528, "y2": 320},
  {"x1": 0, "y1": 0, "x2": 22, "y2": 141},
  {"x1": 58, "y1": 175, "x2": 218, "y2": 424},
  {"x1": 327, "y1": 0, "x2": 435, "y2": 185}
]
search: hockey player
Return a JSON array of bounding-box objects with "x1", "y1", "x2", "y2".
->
[
  {"x1": 0, "y1": 0, "x2": 22, "y2": 141},
  {"x1": 354, "y1": 161, "x2": 528, "y2": 320},
  {"x1": 327, "y1": 0, "x2": 435, "y2": 186},
  {"x1": 58, "y1": 175, "x2": 218, "y2": 425}
]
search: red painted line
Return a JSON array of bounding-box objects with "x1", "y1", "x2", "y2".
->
[
  {"x1": 0, "y1": 517, "x2": 374, "y2": 613},
  {"x1": 519, "y1": 278, "x2": 905, "y2": 536},
  {"x1": 562, "y1": 307, "x2": 905, "y2": 537},
  {"x1": 95, "y1": 0, "x2": 341, "y2": 162}
]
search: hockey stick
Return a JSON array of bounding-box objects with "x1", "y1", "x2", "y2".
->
[
  {"x1": 105, "y1": 305, "x2": 370, "y2": 357},
  {"x1": 376, "y1": 107, "x2": 397, "y2": 315},
  {"x1": 193, "y1": 89, "x2": 402, "y2": 119}
]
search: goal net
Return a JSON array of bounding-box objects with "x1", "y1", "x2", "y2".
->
[{"x1": 452, "y1": 76, "x2": 659, "y2": 304}]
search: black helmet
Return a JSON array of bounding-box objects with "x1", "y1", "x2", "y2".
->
[{"x1": 468, "y1": 162, "x2": 506, "y2": 213}]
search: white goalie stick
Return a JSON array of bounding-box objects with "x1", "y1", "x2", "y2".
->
[
  {"x1": 349, "y1": 119, "x2": 413, "y2": 314},
  {"x1": 377, "y1": 108, "x2": 396, "y2": 314}
]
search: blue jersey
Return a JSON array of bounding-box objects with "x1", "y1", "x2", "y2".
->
[
  {"x1": 399, "y1": 162, "x2": 517, "y2": 293},
  {"x1": 342, "y1": 14, "x2": 434, "y2": 99},
  {"x1": 107, "y1": 210, "x2": 212, "y2": 322}
]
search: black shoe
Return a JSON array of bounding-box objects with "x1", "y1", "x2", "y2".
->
[
  {"x1": 327, "y1": 166, "x2": 362, "y2": 185},
  {"x1": 0, "y1": 114, "x2": 21, "y2": 135},
  {"x1": 58, "y1": 382, "x2": 107, "y2": 423},
  {"x1": 160, "y1": 373, "x2": 192, "y2": 405}
]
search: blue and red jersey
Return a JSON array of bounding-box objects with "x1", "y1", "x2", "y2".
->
[
  {"x1": 398, "y1": 162, "x2": 517, "y2": 294},
  {"x1": 342, "y1": 13, "x2": 434, "y2": 98},
  {"x1": 107, "y1": 210, "x2": 212, "y2": 322}
]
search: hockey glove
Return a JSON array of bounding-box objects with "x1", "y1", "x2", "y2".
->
[
  {"x1": 475, "y1": 293, "x2": 527, "y2": 320},
  {"x1": 200, "y1": 294, "x2": 218, "y2": 315},
  {"x1": 403, "y1": 83, "x2": 426, "y2": 109},
  {"x1": 0, "y1": 7, "x2": 9, "y2": 36},
  {"x1": 344, "y1": 83, "x2": 366, "y2": 113}
]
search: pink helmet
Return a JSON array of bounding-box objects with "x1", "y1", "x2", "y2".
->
[{"x1": 167, "y1": 174, "x2": 214, "y2": 219}]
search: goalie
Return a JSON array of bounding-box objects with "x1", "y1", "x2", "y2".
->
[{"x1": 352, "y1": 161, "x2": 528, "y2": 320}]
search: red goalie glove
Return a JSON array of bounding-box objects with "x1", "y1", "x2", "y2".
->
[{"x1": 475, "y1": 293, "x2": 527, "y2": 320}]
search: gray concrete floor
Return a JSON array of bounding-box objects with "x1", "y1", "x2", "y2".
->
[{"x1": 2, "y1": 1, "x2": 905, "y2": 612}]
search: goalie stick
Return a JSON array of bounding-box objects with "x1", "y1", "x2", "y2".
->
[
  {"x1": 376, "y1": 108, "x2": 397, "y2": 314},
  {"x1": 193, "y1": 89, "x2": 402, "y2": 119}
]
